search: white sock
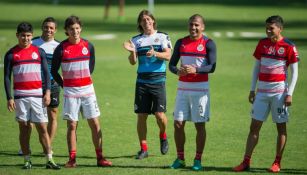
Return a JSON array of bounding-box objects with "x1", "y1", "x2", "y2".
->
[{"x1": 24, "y1": 155, "x2": 31, "y2": 161}]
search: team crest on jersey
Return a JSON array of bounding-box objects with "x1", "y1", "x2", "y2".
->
[
  {"x1": 154, "y1": 38, "x2": 159, "y2": 43},
  {"x1": 82, "y1": 47, "x2": 88, "y2": 55},
  {"x1": 197, "y1": 44, "x2": 204, "y2": 51},
  {"x1": 278, "y1": 47, "x2": 285, "y2": 55},
  {"x1": 32, "y1": 52, "x2": 38, "y2": 59}
]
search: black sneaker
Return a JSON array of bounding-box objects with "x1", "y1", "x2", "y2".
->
[
  {"x1": 160, "y1": 139, "x2": 169, "y2": 155},
  {"x1": 46, "y1": 160, "x2": 61, "y2": 170},
  {"x1": 22, "y1": 160, "x2": 32, "y2": 169},
  {"x1": 135, "y1": 150, "x2": 148, "y2": 159}
]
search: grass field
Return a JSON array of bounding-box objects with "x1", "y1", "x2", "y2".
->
[{"x1": 0, "y1": 1, "x2": 307, "y2": 175}]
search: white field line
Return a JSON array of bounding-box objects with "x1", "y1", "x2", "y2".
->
[{"x1": 87, "y1": 34, "x2": 116, "y2": 40}]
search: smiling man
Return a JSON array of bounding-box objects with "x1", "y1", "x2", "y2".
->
[
  {"x1": 169, "y1": 14, "x2": 217, "y2": 171},
  {"x1": 233, "y1": 15, "x2": 299, "y2": 173},
  {"x1": 32, "y1": 17, "x2": 60, "y2": 150},
  {"x1": 123, "y1": 10, "x2": 172, "y2": 160},
  {"x1": 51, "y1": 15, "x2": 112, "y2": 168},
  {"x1": 4, "y1": 22, "x2": 60, "y2": 170}
]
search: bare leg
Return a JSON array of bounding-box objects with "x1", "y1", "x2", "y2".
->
[
  {"x1": 103, "y1": 0, "x2": 111, "y2": 20},
  {"x1": 67, "y1": 120, "x2": 78, "y2": 152},
  {"x1": 87, "y1": 118, "x2": 102, "y2": 149},
  {"x1": 19, "y1": 121, "x2": 32, "y2": 155},
  {"x1": 174, "y1": 121, "x2": 186, "y2": 152},
  {"x1": 194, "y1": 122, "x2": 206, "y2": 153},
  {"x1": 47, "y1": 107, "x2": 58, "y2": 145},
  {"x1": 275, "y1": 123, "x2": 287, "y2": 158},
  {"x1": 154, "y1": 112, "x2": 167, "y2": 134},
  {"x1": 244, "y1": 119, "x2": 263, "y2": 156},
  {"x1": 119, "y1": 0, "x2": 125, "y2": 17},
  {"x1": 35, "y1": 122, "x2": 51, "y2": 154},
  {"x1": 137, "y1": 113, "x2": 148, "y2": 144}
]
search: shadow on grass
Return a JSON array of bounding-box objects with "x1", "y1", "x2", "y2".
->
[
  {"x1": 176, "y1": 166, "x2": 307, "y2": 174},
  {"x1": 0, "y1": 161, "x2": 306, "y2": 174}
]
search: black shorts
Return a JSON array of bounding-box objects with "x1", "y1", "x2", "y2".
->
[
  {"x1": 134, "y1": 82, "x2": 166, "y2": 114},
  {"x1": 49, "y1": 90, "x2": 60, "y2": 108},
  {"x1": 44, "y1": 80, "x2": 60, "y2": 108}
]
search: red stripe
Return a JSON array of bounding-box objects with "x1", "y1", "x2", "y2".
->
[
  {"x1": 14, "y1": 81, "x2": 42, "y2": 90},
  {"x1": 62, "y1": 57, "x2": 89, "y2": 63},
  {"x1": 63, "y1": 77, "x2": 92, "y2": 87},
  {"x1": 179, "y1": 74, "x2": 208, "y2": 82},
  {"x1": 259, "y1": 73, "x2": 286, "y2": 82}
]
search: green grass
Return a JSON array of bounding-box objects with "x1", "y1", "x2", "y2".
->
[{"x1": 0, "y1": 1, "x2": 307, "y2": 175}]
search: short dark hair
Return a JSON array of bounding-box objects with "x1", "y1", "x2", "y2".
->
[
  {"x1": 16, "y1": 22, "x2": 33, "y2": 34},
  {"x1": 64, "y1": 15, "x2": 82, "y2": 36},
  {"x1": 137, "y1": 10, "x2": 157, "y2": 33},
  {"x1": 266, "y1": 15, "x2": 284, "y2": 28},
  {"x1": 189, "y1": 14, "x2": 205, "y2": 25},
  {"x1": 42, "y1": 16, "x2": 57, "y2": 28}
]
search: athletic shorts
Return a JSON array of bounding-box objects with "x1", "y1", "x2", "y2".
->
[
  {"x1": 48, "y1": 91, "x2": 60, "y2": 108},
  {"x1": 134, "y1": 82, "x2": 166, "y2": 114},
  {"x1": 63, "y1": 94, "x2": 100, "y2": 121},
  {"x1": 43, "y1": 80, "x2": 60, "y2": 108},
  {"x1": 15, "y1": 97, "x2": 48, "y2": 123},
  {"x1": 251, "y1": 92, "x2": 289, "y2": 123},
  {"x1": 173, "y1": 89, "x2": 210, "y2": 123}
]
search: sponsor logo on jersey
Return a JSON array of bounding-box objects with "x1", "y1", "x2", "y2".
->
[
  {"x1": 278, "y1": 47, "x2": 285, "y2": 55},
  {"x1": 197, "y1": 44, "x2": 204, "y2": 51},
  {"x1": 268, "y1": 46, "x2": 276, "y2": 55},
  {"x1": 154, "y1": 38, "x2": 159, "y2": 43},
  {"x1": 64, "y1": 49, "x2": 70, "y2": 54},
  {"x1": 82, "y1": 47, "x2": 88, "y2": 55},
  {"x1": 32, "y1": 52, "x2": 38, "y2": 59},
  {"x1": 14, "y1": 54, "x2": 20, "y2": 58}
]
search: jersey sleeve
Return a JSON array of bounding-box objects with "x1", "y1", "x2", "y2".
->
[
  {"x1": 253, "y1": 40, "x2": 262, "y2": 60},
  {"x1": 287, "y1": 45, "x2": 299, "y2": 65},
  {"x1": 196, "y1": 39, "x2": 217, "y2": 73},
  {"x1": 51, "y1": 43, "x2": 63, "y2": 87},
  {"x1": 168, "y1": 39, "x2": 182, "y2": 75},
  {"x1": 161, "y1": 34, "x2": 172, "y2": 50},
  {"x1": 39, "y1": 48, "x2": 51, "y2": 90},
  {"x1": 4, "y1": 49, "x2": 13, "y2": 100},
  {"x1": 88, "y1": 42, "x2": 95, "y2": 74}
]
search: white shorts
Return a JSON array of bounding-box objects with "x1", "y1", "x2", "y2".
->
[
  {"x1": 251, "y1": 92, "x2": 288, "y2": 123},
  {"x1": 63, "y1": 94, "x2": 100, "y2": 121},
  {"x1": 15, "y1": 97, "x2": 48, "y2": 123},
  {"x1": 173, "y1": 90, "x2": 210, "y2": 123}
]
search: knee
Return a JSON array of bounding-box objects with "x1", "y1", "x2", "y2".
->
[
  {"x1": 67, "y1": 122, "x2": 77, "y2": 131},
  {"x1": 174, "y1": 121, "x2": 184, "y2": 130},
  {"x1": 155, "y1": 112, "x2": 165, "y2": 120}
]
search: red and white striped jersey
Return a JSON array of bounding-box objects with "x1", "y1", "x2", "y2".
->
[
  {"x1": 178, "y1": 36, "x2": 211, "y2": 91},
  {"x1": 253, "y1": 37, "x2": 299, "y2": 93},
  {"x1": 60, "y1": 39, "x2": 95, "y2": 97},
  {"x1": 9, "y1": 45, "x2": 44, "y2": 98}
]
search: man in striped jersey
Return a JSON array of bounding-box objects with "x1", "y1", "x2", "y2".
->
[
  {"x1": 168, "y1": 14, "x2": 217, "y2": 171},
  {"x1": 123, "y1": 10, "x2": 172, "y2": 159},
  {"x1": 51, "y1": 15, "x2": 112, "y2": 168},
  {"x1": 233, "y1": 15, "x2": 299, "y2": 173},
  {"x1": 4, "y1": 22, "x2": 60, "y2": 170},
  {"x1": 18, "y1": 17, "x2": 61, "y2": 156}
]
